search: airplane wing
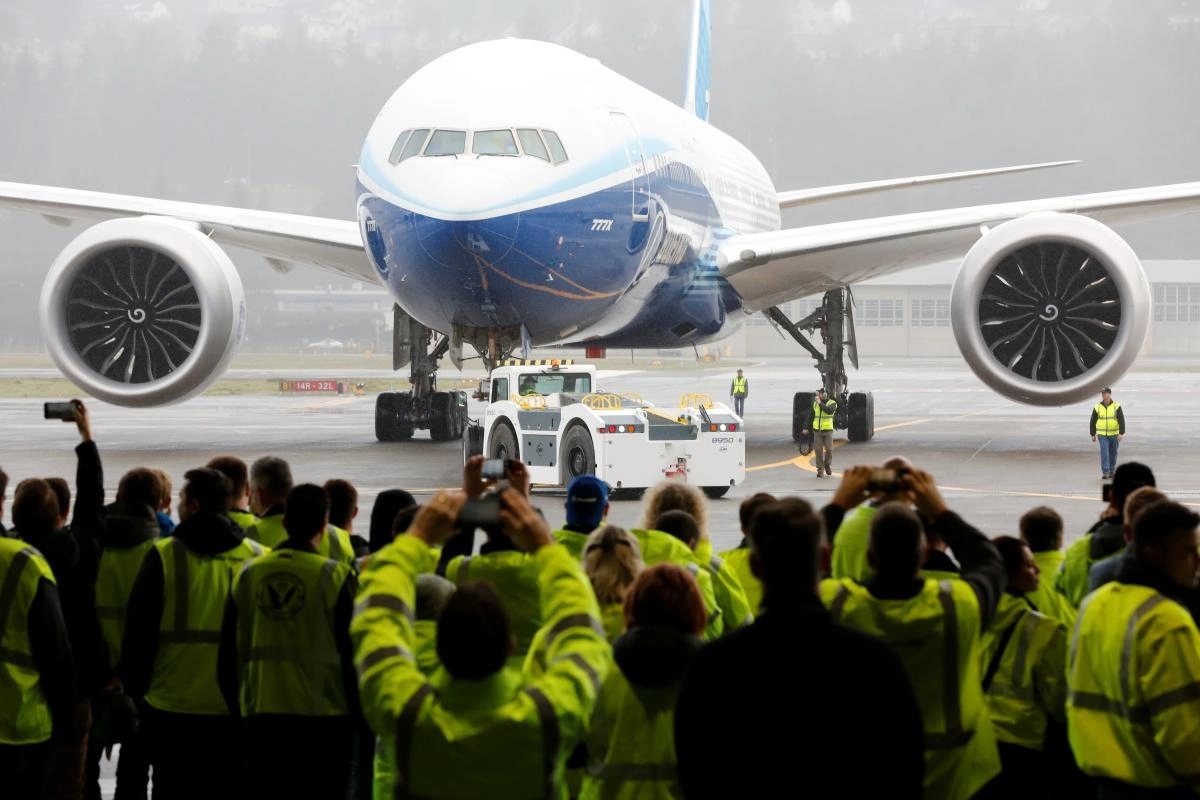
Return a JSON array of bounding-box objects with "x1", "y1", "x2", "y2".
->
[
  {"x1": 722, "y1": 181, "x2": 1200, "y2": 311},
  {"x1": 0, "y1": 181, "x2": 373, "y2": 283},
  {"x1": 776, "y1": 160, "x2": 1079, "y2": 208}
]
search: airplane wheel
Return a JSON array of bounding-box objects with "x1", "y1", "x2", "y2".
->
[
  {"x1": 375, "y1": 392, "x2": 402, "y2": 442},
  {"x1": 430, "y1": 391, "x2": 454, "y2": 441},
  {"x1": 848, "y1": 392, "x2": 874, "y2": 443}
]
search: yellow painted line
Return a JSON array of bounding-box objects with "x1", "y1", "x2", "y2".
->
[{"x1": 875, "y1": 418, "x2": 931, "y2": 432}]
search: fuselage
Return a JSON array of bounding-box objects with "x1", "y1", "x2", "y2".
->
[{"x1": 355, "y1": 39, "x2": 779, "y2": 352}]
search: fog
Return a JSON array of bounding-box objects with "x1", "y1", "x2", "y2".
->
[{"x1": 3, "y1": 0, "x2": 1200, "y2": 349}]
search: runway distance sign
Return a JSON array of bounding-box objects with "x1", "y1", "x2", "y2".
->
[{"x1": 279, "y1": 380, "x2": 343, "y2": 394}]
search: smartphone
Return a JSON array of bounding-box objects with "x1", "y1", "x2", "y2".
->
[
  {"x1": 44, "y1": 401, "x2": 76, "y2": 422},
  {"x1": 481, "y1": 459, "x2": 508, "y2": 481}
]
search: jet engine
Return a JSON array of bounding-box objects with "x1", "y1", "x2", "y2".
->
[
  {"x1": 950, "y1": 213, "x2": 1150, "y2": 406},
  {"x1": 39, "y1": 217, "x2": 245, "y2": 407}
]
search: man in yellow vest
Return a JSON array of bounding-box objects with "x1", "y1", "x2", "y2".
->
[
  {"x1": 820, "y1": 470, "x2": 1007, "y2": 799},
  {"x1": 324, "y1": 477, "x2": 367, "y2": 556},
  {"x1": 1090, "y1": 386, "x2": 1125, "y2": 480},
  {"x1": 718, "y1": 492, "x2": 777, "y2": 617},
  {"x1": 218, "y1": 483, "x2": 359, "y2": 798},
  {"x1": 207, "y1": 455, "x2": 257, "y2": 530},
  {"x1": 1017, "y1": 506, "x2": 1077, "y2": 628},
  {"x1": 803, "y1": 387, "x2": 837, "y2": 477},
  {"x1": 0, "y1": 537, "x2": 78, "y2": 796},
  {"x1": 119, "y1": 467, "x2": 265, "y2": 799},
  {"x1": 352, "y1": 487, "x2": 610, "y2": 798},
  {"x1": 1067, "y1": 501, "x2": 1200, "y2": 795},
  {"x1": 729, "y1": 369, "x2": 748, "y2": 417},
  {"x1": 247, "y1": 455, "x2": 354, "y2": 565}
]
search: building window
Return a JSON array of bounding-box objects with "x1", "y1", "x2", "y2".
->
[
  {"x1": 861, "y1": 299, "x2": 904, "y2": 327},
  {"x1": 1153, "y1": 284, "x2": 1200, "y2": 322},
  {"x1": 911, "y1": 299, "x2": 950, "y2": 327}
]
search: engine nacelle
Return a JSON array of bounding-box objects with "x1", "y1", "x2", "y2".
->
[
  {"x1": 39, "y1": 217, "x2": 245, "y2": 406},
  {"x1": 950, "y1": 213, "x2": 1150, "y2": 406}
]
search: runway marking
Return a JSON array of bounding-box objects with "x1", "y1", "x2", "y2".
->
[
  {"x1": 964, "y1": 437, "x2": 994, "y2": 464},
  {"x1": 293, "y1": 397, "x2": 360, "y2": 411}
]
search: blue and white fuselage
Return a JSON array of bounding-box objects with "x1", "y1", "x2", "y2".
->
[{"x1": 355, "y1": 38, "x2": 779, "y2": 353}]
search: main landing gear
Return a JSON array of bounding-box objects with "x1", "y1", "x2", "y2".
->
[
  {"x1": 375, "y1": 305, "x2": 468, "y2": 442},
  {"x1": 764, "y1": 287, "x2": 875, "y2": 456}
]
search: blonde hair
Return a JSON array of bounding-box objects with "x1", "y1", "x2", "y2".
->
[
  {"x1": 640, "y1": 480, "x2": 709, "y2": 540},
  {"x1": 584, "y1": 525, "x2": 644, "y2": 605}
]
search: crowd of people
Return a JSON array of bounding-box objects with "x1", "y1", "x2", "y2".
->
[{"x1": 1, "y1": 399, "x2": 1199, "y2": 799}]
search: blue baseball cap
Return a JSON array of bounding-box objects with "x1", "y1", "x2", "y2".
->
[{"x1": 565, "y1": 475, "x2": 609, "y2": 529}]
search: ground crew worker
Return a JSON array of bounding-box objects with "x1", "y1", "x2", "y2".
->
[
  {"x1": 351, "y1": 488, "x2": 610, "y2": 799},
  {"x1": 719, "y1": 492, "x2": 777, "y2": 617},
  {"x1": 207, "y1": 455, "x2": 257, "y2": 530},
  {"x1": 729, "y1": 369, "x2": 748, "y2": 417},
  {"x1": 1058, "y1": 462, "x2": 1155, "y2": 606},
  {"x1": 119, "y1": 468, "x2": 266, "y2": 799},
  {"x1": 0, "y1": 537, "x2": 78, "y2": 796},
  {"x1": 1017, "y1": 506, "x2": 1077, "y2": 628},
  {"x1": 324, "y1": 477, "x2": 366, "y2": 555},
  {"x1": 580, "y1": 525, "x2": 644, "y2": 642},
  {"x1": 1090, "y1": 386, "x2": 1126, "y2": 479},
  {"x1": 581, "y1": 564, "x2": 703, "y2": 799},
  {"x1": 1067, "y1": 501, "x2": 1200, "y2": 795},
  {"x1": 980, "y1": 537, "x2": 1068, "y2": 796},
  {"x1": 803, "y1": 388, "x2": 837, "y2": 477},
  {"x1": 552, "y1": 475, "x2": 609, "y2": 559},
  {"x1": 217, "y1": 483, "x2": 358, "y2": 798},
  {"x1": 829, "y1": 457, "x2": 912, "y2": 582},
  {"x1": 247, "y1": 455, "x2": 354, "y2": 565},
  {"x1": 819, "y1": 470, "x2": 1007, "y2": 799},
  {"x1": 655, "y1": 509, "x2": 754, "y2": 632}
]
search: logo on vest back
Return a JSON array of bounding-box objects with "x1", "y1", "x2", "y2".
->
[{"x1": 257, "y1": 572, "x2": 306, "y2": 620}]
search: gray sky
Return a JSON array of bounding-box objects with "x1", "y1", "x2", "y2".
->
[{"x1": 3, "y1": 0, "x2": 1200, "y2": 343}]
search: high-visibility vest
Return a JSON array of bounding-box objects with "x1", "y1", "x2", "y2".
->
[
  {"x1": 695, "y1": 540, "x2": 753, "y2": 629},
  {"x1": 145, "y1": 536, "x2": 265, "y2": 715},
  {"x1": 1058, "y1": 532, "x2": 1124, "y2": 608},
  {"x1": 1068, "y1": 582, "x2": 1200, "y2": 789},
  {"x1": 551, "y1": 527, "x2": 589, "y2": 562},
  {"x1": 979, "y1": 594, "x2": 1067, "y2": 751},
  {"x1": 719, "y1": 546, "x2": 761, "y2": 618},
  {"x1": 0, "y1": 539, "x2": 56, "y2": 745},
  {"x1": 228, "y1": 509, "x2": 258, "y2": 531},
  {"x1": 95, "y1": 538, "x2": 157, "y2": 664},
  {"x1": 246, "y1": 514, "x2": 286, "y2": 549},
  {"x1": 600, "y1": 603, "x2": 625, "y2": 642},
  {"x1": 820, "y1": 577, "x2": 1001, "y2": 800},
  {"x1": 1094, "y1": 401, "x2": 1121, "y2": 436},
  {"x1": 812, "y1": 399, "x2": 836, "y2": 431},
  {"x1": 731, "y1": 376, "x2": 747, "y2": 395},
  {"x1": 629, "y1": 529, "x2": 723, "y2": 640},
  {"x1": 830, "y1": 505, "x2": 877, "y2": 584},
  {"x1": 322, "y1": 525, "x2": 356, "y2": 566},
  {"x1": 231, "y1": 548, "x2": 353, "y2": 716},
  {"x1": 580, "y1": 649, "x2": 685, "y2": 800},
  {"x1": 446, "y1": 551, "x2": 543, "y2": 663},
  {"x1": 1027, "y1": 550, "x2": 1077, "y2": 629}
]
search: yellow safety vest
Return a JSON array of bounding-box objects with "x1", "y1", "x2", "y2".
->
[
  {"x1": 731, "y1": 376, "x2": 747, "y2": 395},
  {"x1": 1094, "y1": 401, "x2": 1121, "y2": 436},
  {"x1": 821, "y1": 577, "x2": 1001, "y2": 800},
  {"x1": 1067, "y1": 582, "x2": 1200, "y2": 790},
  {"x1": 812, "y1": 399, "x2": 836, "y2": 431},
  {"x1": 372, "y1": 618, "x2": 442, "y2": 800},
  {"x1": 719, "y1": 547, "x2": 761, "y2": 619},
  {"x1": 145, "y1": 536, "x2": 265, "y2": 715},
  {"x1": 322, "y1": 525, "x2": 356, "y2": 566},
  {"x1": 979, "y1": 594, "x2": 1067, "y2": 751},
  {"x1": 446, "y1": 551, "x2": 543, "y2": 664},
  {"x1": 232, "y1": 548, "x2": 353, "y2": 717},
  {"x1": 228, "y1": 509, "x2": 258, "y2": 531},
  {"x1": 695, "y1": 540, "x2": 754, "y2": 629},
  {"x1": 95, "y1": 538, "x2": 157, "y2": 665},
  {"x1": 249, "y1": 515, "x2": 352, "y2": 566},
  {"x1": 1027, "y1": 550, "x2": 1077, "y2": 629},
  {"x1": 829, "y1": 505, "x2": 877, "y2": 584},
  {"x1": 630, "y1": 529, "x2": 724, "y2": 640},
  {"x1": 551, "y1": 528, "x2": 589, "y2": 562},
  {"x1": 0, "y1": 539, "x2": 56, "y2": 745},
  {"x1": 246, "y1": 514, "x2": 286, "y2": 549},
  {"x1": 580, "y1": 652, "x2": 685, "y2": 800}
]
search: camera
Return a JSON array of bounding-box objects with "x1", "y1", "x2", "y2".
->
[
  {"x1": 867, "y1": 467, "x2": 908, "y2": 493},
  {"x1": 459, "y1": 479, "x2": 511, "y2": 529},
  {"x1": 44, "y1": 401, "x2": 76, "y2": 422}
]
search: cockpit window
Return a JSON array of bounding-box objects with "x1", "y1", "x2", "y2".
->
[
  {"x1": 424, "y1": 129, "x2": 466, "y2": 156},
  {"x1": 388, "y1": 130, "x2": 412, "y2": 164},
  {"x1": 517, "y1": 129, "x2": 550, "y2": 162},
  {"x1": 399, "y1": 129, "x2": 430, "y2": 162},
  {"x1": 541, "y1": 130, "x2": 568, "y2": 164},
  {"x1": 473, "y1": 129, "x2": 519, "y2": 156}
]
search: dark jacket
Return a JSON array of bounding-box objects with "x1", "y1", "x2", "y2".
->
[
  {"x1": 675, "y1": 595, "x2": 924, "y2": 799},
  {"x1": 1089, "y1": 401, "x2": 1126, "y2": 436},
  {"x1": 1114, "y1": 553, "x2": 1200, "y2": 620},
  {"x1": 215, "y1": 538, "x2": 360, "y2": 720},
  {"x1": 613, "y1": 624, "x2": 700, "y2": 688},
  {"x1": 101, "y1": 499, "x2": 160, "y2": 549},
  {"x1": 118, "y1": 511, "x2": 246, "y2": 700}
]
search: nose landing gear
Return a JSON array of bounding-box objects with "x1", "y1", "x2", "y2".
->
[{"x1": 374, "y1": 304, "x2": 467, "y2": 442}]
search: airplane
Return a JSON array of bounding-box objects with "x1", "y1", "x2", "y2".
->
[{"x1": 3, "y1": 0, "x2": 1200, "y2": 457}]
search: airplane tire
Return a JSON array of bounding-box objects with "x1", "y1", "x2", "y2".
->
[
  {"x1": 375, "y1": 392, "x2": 402, "y2": 442},
  {"x1": 489, "y1": 421, "x2": 519, "y2": 462},
  {"x1": 848, "y1": 391, "x2": 875, "y2": 443},
  {"x1": 430, "y1": 391, "x2": 454, "y2": 441},
  {"x1": 793, "y1": 391, "x2": 815, "y2": 449},
  {"x1": 560, "y1": 425, "x2": 596, "y2": 482}
]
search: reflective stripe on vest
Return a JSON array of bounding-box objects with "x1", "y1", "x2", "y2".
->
[
  {"x1": 95, "y1": 539, "x2": 157, "y2": 664},
  {"x1": 0, "y1": 547, "x2": 37, "y2": 670},
  {"x1": 812, "y1": 400, "x2": 835, "y2": 431},
  {"x1": 1094, "y1": 402, "x2": 1121, "y2": 436},
  {"x1": 732, "y1": 377, "x2": 747, "y2": 394},
  {"x1": 0, "y1": 543, "x2": 55, "y2": 745}
]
